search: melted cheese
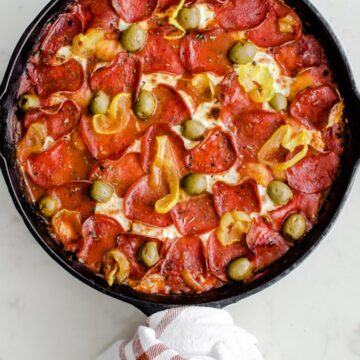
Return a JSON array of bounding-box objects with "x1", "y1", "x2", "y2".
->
[
  {"x1": 204, "y1": 165, "x2": 241, "y2": 193},
  {"x1": 195, "y1": 4, "x2": 216, "y2": 29}
]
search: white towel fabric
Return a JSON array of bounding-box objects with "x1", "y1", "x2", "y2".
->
[{"x1": 97, "y1": 307, "x2": 264, "y2": 360}]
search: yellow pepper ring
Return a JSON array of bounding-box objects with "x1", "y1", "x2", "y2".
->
[{"x1": 164, "y1": 0, "x2": 187, "y2": 40}]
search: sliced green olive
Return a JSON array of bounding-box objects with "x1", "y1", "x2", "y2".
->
[
  {"x1": 270, "y1": 93, "x2": 288, "y2": 111},
  {"x1": 38, "y1": 196, "x2": 59, "y2": 218},
  {"x1": 228, "y1": 41, "x2": 257, "y2": 65},
  {"x1": 121, "y1": 24, "x2": 147, "y2": 52},
  {"x1": 18, "y1": 94, "x2": 40, "y2": 112},
  {"x1": 182, "y1": 173, "x2": 207, "y2": 196},
  {"x1": 89, "y1": 91, "x2": 110, "y2": 115},
  {"x1": 283, "y1": 213, "x2": 306, "y2": 241},
  {"x1": 134, "y1": 90, "x2": 157, "y2": 120},
  {"x1": 140, "y1": 241, "x2": 160, "y2": 267},
  {"x1": 178, "y1": 7, "x2": 200, "y2": 30},
  {"x1": 89, "y1": 180, "x2": 114, "y2": 203},
  {"x1": 228, "y1": 257, "x2": 253, "y2": 281},
  {"x1": 181, "y1": 120, "x2": 206, "y2": 141},
  {"x1": 267, "y1": 180, "x2": 293, "y2": 205}
]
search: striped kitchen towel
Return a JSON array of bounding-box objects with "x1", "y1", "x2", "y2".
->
[{"x1": 97, "y1": 307, "x2": 264, "y2": 360}]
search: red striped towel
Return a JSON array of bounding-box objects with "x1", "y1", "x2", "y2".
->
[{"x1": 97, "y1": 307, "x2": 264, "y2": 360}]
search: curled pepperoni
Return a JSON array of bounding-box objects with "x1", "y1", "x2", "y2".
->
[
  {"x1": 270, "y1": 191, "x2": 321, "y2": 230},
  {"x1": 212, "y1": 179, "x2": 261, "y2": 216},
  {"x1": 161, "y1": 236, "x2": 208, "y2": 293},
  {"x1": 79, "y1": 0, "x2": 119, "y2": 30},
  {"x1": 247, "y1": 0, "x2": 301, "y2": 48},
  {"x1": 216, "y1": 0, "x2": 269, "y2": 31},
  {"x1": 149, "y1": 84, "x2": 191, "y2": 126},
  {"x1": 40, "y1": 12, "x2": 83, "y2": 63},
  {"x1": 171, "y1": 194, "x2": 219, "y2": 236},
  {"x1": 231, "y1": 110, "x2": 284, "y2": 160},
  {"x1": 273, "y1": 35, "x2": 325, "y2": 76},
  {"x1": 78, "y1": 214, "x2": 124, "y2": 272},
  {"x1": 124, "y1": 175, "x2": 173, "y2": 227},
  {"x1": 112, "y1": 0, "x2": 158, "y2": 23},
  {"x1": 80, "y1": 114, "x2": 140, "y2": 160},
  {"x1": 30, "y1": 60, "x2": 84, "y2": 97},
  {"x1": 141, "y1": 124, "x2": 187, "y2": 175},
  {"x1": 180, "y1": 29, "x2": 234, "y2": 75},
  {"x1": 48, "y1": 181, "x2": 96, "y2": 220},
  {"x1": 207, "y1": 232, "x2": 249, "y2": 282},
  {"x1": 286, "y1": 150, "x2": 340, "y2": 193},
  {"x1": 138, "y1": 28, "x2": 185, "y2": 75},
  {"x1": 90, "y1": 52, "x2": 142, "y2": 97},
  {"x1": 216, "y1": 72, "x2": 257, "y2": 115},
  {"x1": 24, "y1": 100, "x2": 81, "y2": 140},
  {"x1": 90, "y1": 153, "x2": 146, "y2": 197},
  {"x1": 323, "y1": 124, "x2": 345, "y2": 156},
  {"x1": 290, "y1": 85, "x2": 339, "y2": 130},
  {"x1": 26, "y1": 139, "x2": 93, "y2": 189},
  {"x1": 246, "y1": 217, "x2": 289, "y2": 271},
  {"x1": 185, "y1": 128, "x2": 236, "y2": 174}
]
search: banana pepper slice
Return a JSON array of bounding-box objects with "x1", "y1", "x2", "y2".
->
[
  {"x1": 92, "y1": 93, "x2": 131, "y2": 135},
  {"x1": 164, "y1": 0, "x2": 186, "y2": 40},
  {"x1": 71, "y1": 29, "x2": 106, "y2": 58},
  {"x1": 150, "y1": 136, "x2": 181, "y2": 214},
  {"x1": 216, "y1": 211, "x2": 252, "y2": 246},
  {"x1": 103, "y1": 249, "x2": 130, "y2": 286}
]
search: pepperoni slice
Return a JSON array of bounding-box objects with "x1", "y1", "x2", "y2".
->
[
  {"x1": 80, "y1": 0, "x2": 119, "y2": 30},
  {"x1": 78, "y1": 214, "x2": 124, "y2": 272},
  {"x1": 212, "y1": 179, "x2": 261, "y2": 216},
  {"x1": 30, "y1": 60, "x2": 84, "y2": 97},
  {"x1": 115, "y1": 235, "x2": 162, "y2": 280},
  {"x1": 158, "y1": 0, "x2": 179, "y2": 10},
  {"x1": 149, "y1": 84, "x2": 191, "y2": 126},
  {"x1": 138, "y1": 28, "x2": 184, "y2": 75},
  {"x1": 24, "y1": 100, "x2": 81, "y2": 140},
  {"x1": 112, "y1": 0, "x2": 158, "y2": 23},
  {"x1": 80, "y1": 114, "x2": 141, "y2": 160},
  {"x1": 273, "y1": 35, "x2": 325, "y2": 76},
  {"x1": 185, "y1": 128, "x2": 236, "y2": 174},
  {"x1": 141, "y1": 124, "x2": 187, "y2": 175},
  {"x1": 161, "y1": 236, "x2": 207, "y2": 293},
  {"x1": 270, "y1": 191, "x2": 321, "y2": 229},
  {"x1": 290, "y1": 85, "x2": 339, "y2": 130},
  {"x1": 247, "y1": 0, "x2": 301, "y2": 48},
  {"x1": 90, "y1": 153, "x2": 146, "y2": 197},
  {"x1": 90, "y1": 52, "x2": 142, "y2": 97},
  {"x1": 26, "y1": 138, "x2": 93, "y2": 189},
  {"x1": 207, "y1": 232, "x2": 249, "y2": 282},
  {"x1": 215, "y1": 0, "x2": 269, "y2": 31},
  {"x1": 323, "y1": 124, "x2": 345, "y2": 156},
  {"x1": 216, "y1": 72, "x2": 257, "y2": 115},
  {"x1": 40, "y1": 12, "x2": 83, "y2": 63},
  {"x1": 180, "y1": 29, "x2": 234, "y2": 75},
  {"x1": 124, "y1": 175, "x2": 173, "y2": 227},
  {"x1": 171, "y1": 194, "x2": 219, "y2": 236},
  {"x1": 286, "y1": 150, "x2": 340, "y2": 193},
  {"x1": 48, "y1": 181, "x2": 96, "y2": 220},
  {"x1": 246, "y1": 217, "x2": 289, "y2": 271},
  {"x1": 231, "y1": 110, "x2": 284, "y2": 160}
]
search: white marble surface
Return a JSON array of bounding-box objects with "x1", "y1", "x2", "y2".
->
[{"x1": 0, "y1": 1, "x2": 359, "y2": 359}]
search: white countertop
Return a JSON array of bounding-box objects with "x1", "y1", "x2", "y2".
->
[{"x1": 0, "y1": 1, "x2": 359, "y2": 359}]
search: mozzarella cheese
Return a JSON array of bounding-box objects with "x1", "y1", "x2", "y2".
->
[{"x1": 195, "y1": 4, "x2": 216, "y2": 30}]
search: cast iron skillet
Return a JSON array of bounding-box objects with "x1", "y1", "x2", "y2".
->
[{"x1": 0, "y1": 0, "x2": 359, "y2": 316}]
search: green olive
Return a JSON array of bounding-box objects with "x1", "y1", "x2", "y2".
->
[
  {"x1": 181, "y1": 120, "x2": 206, "y2": 141},
  {"x1": 227, "y1": 257, "x2": 253, "y2": 281},
  {"x1": 18, "y1": 94, "x2": 40, "y2": 112},
  {"x1": 134, "y1": 90, "x2": 157, "y2": 120},
  {"x1": 38, "y1": 196, "x2": 59, "y2": 218},
  {"x1": 182, "y1": 173, "x2": 207, "y2": 195},
  {"x1": 121, "y1": 24, "x2": 147, "y2": 52},
  {"x1": 267, "y1": 180, "x2": 293, "y2": 205},
  {"x1": 270, "y1": 93, "x2": 288, "y2": 111},
  {"x1": 283, "y1": 213, "x2": 306, "y2": 241},
  {"x1": 178, "y1": 7, "x2": 200, "y2": 30},
  {"x1": 89, "y1": 180, "x2": 114, "y2": 203},
  {"x1": 228, "y1": 41, "x2": 257, "y2": 65},
  {"x1": 140, "y1": 241, "x2": 160, "y2": 267},
  {"x1": 89, "y1": 91, "x2": 110, "y2": 115}
]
